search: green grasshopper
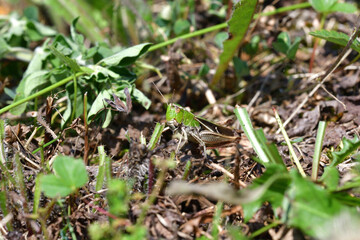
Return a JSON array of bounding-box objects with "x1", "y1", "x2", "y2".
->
[{"x1": 165, "y1": 103, "x2": 241, "y2": 157}]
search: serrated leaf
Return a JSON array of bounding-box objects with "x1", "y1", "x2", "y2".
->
[
  {"x1": 284, "y1": 170, "x2": 354, "y2": 236},
  {"x1": 330, "y1": 136, "x2": 360, "y2": 167},
  {"x1": 41, "y1": 156, "x2": 88, "y2": 198},
  {"x1": 212, "y1": 0, "x2": 257, "y2": 86},
  {"x1": 99, "y1": 43, "x2": 152, "y2": 67},
  {"x1": 310, "y1": 30, "x2": 360, "y2": 53}
]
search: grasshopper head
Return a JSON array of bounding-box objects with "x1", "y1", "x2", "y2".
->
[{"x1": 166, "y1": 103, "x2": 182, "y2": 122}]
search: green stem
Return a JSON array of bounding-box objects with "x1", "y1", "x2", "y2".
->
[
  {"x1": 255, "y1": 2, "x2": 310, "y2": 18},
  {"x1": 250, "y1": 220, "x2": 281, "y2": 238},
  {"x1": 148, "y1": 23, "x2": 227, "y2": 52},
  {"x1": 0, "y1": 72, "x2": 86, "y2": 115},
  {"x1": 71, "y1": 73, "x2": 78, "y2": 121},
  {"x1": 32, "y1": 136, "x2": 61, "y2": 154},
  {"x1": 148, "y1": 2, "x2": 311, "y2": 52}
]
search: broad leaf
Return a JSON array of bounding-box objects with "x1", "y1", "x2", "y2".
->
[
  {"x1": 99, "y1": 43, "x2": 152, "y2": 67},
  {"x1": 41, "y1": 155, "x2": 88, "y2": 198},
  {"x1": 309, "y1": 0, "x2": 337, "y2": 13}
]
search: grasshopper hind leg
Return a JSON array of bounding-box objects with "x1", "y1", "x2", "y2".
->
[{"x1": 187, "y1": 129, "x2": 208, "y2": 159}]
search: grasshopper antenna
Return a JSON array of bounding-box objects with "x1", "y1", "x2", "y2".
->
[{"x1": 152, "y1": 81, "x2": 168, "y2": 105}]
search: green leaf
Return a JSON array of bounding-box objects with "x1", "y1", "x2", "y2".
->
[
  {"x1": 24, "y1": 6, "x2": 38, "y2": 21},
  {"x1": 310, "y1": 30, "x2": 360, "y2": 53},
  {"x1": 173, "y1": 19, "x2": 190, "y2": 35},
  {"x1": 284, "y1": 170, "x2": 353, "y2": 236},
  {"x1": 272, "y1": 32, "x2": 300, "y2": 60},
  {"x1": 198, "y1": 64, "x2": 210, "y2": 77},
  {"x1": 211, "y1": 0, "x2": 257, "y2": 86},
  {"x1": 234, "y1": 107, "x2": 285, "y2": 167},
  {"x1": 70, "y1": 17, "x2": 84, "y2": 47},
  {"x1": 330, "y1": 135, "x2": 360, "y2": 167},
  {"x1": 244, "y1": 35, "x2": 260, "y2": 55},
  {"x1": 107, "y1": 179, "x2": 130, "y2": 217},
  {"x1": 31, "y1": 21, "x2": 57, "y2": 36},
  {"x1": 329, "y1": 2, "x2": 358, "y2": 13},
  {"x1": 233, "y1": 57, "x2": 249, "y2": 78},
  {"x1": 87, "y1": 89, "x2": 112, "y2": 123},
  {"x1": 24, "y1": 44, "x2": 51, "y2": 77},
  {"x1": 61, "y1": 89, "x2": 72, "y2": 128},
  {"x1": 214, "y1": 32, "x2": 228, "y2": 49},
  {"x1": 41, "y1": 175, "x2": 73, "y2": 198},
  {"x1": 287, "y1": 37, "x2": 301, "y2": 60},
  {"x1": 320, "y1": 166, "x2": 339, "y2": 191},
  {"x1": 132, "y1": 88, "x2": 151, "y2": 110},
  {"x1": 273, "y1": 32, "x2": 291, "y2": 54},
  {"x1": 147, "y1": 123, "x2": 165, "y2": 151},
  {"x1": 9, "y1": 93, "x2": 27, "y2": 115},
  {"x1": 41, "y1": 155, "x2": 88, "y2": 198},
  {"x1": 49, "y1": 44, "x2": 82, "y2": 72},
  {"x1": 0, "y1": 38, "x2": 10, "y2": 58},
  {"x1": 242, "y1": 165, "x2": 290, "y2": 221},
  {"x1": 23, "y1": 70, "x2": 49, "y2": 97},
  {"x1": 99, "y1": 43, "x2": 152, "y2": 67},
  {"x1": 309, "y1": 0, "x2": 337, "y2": 13}
]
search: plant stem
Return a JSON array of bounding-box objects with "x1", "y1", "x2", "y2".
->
[
  {"x1": 250, "y1": 220, "x2": 281, "y2": 238},
  {"x1": 71, "y1": 73, "x2": 78, "y2": 122},
  {"x1": 83, "y1": 92, "x2": 89, "y2": 165},
  {"x1": 0, "y1": 72, "x2": 86, "y2": 115},
  {"x1": 148, "y1": 2, "x2": 311, "y2": 52}
]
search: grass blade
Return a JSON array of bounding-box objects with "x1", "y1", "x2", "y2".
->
[
  {"x1": 312, "y1": 121, "x2": 327, "y2": 180},
  {"x1": 273, "y1": 108, "x2": 306, "y2": 177},
  {"x1": 234, "y1": 106, "x2": 270, "y2": 165},
  {"x1": 96, "y1": 146, "x2": 106, "y2": 191},
  {"x1": 147, "y1": 123, "x2": 165, "y2": 151}
]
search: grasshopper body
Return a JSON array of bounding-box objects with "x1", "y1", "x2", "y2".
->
[{"x1": 165, "y1": 103, "x2": 240, "y2": 156}]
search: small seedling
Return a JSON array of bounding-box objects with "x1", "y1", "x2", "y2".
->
[{"x1": 40, "y1": 155, "x2": 88, "y2": 198}]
